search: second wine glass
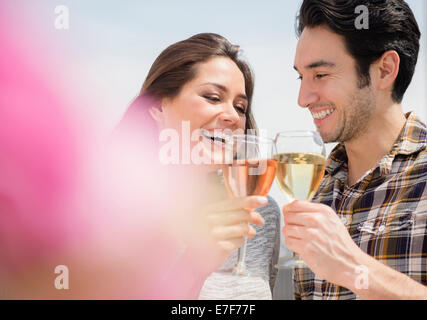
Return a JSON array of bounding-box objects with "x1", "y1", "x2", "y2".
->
[{"x1": 274, "y1": 130, "x2": 326, "y2": 269}]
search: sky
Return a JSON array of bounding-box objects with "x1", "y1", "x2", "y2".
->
[
  {"x1": 21, "y1": 0, "x2": 426, "y2": 131},
  {"x1": 12, "y1": 0, "x2": 427, "y2": 257}
]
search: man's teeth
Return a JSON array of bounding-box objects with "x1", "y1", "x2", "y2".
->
[{"x1": 312, "y1": 109, "x2": 334, "y2": 120}]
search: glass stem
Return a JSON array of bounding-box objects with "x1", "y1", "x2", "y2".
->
[
  {"x1": 233, "y1": 227, "x2": 248, "y2": 276},
  {"x1": 237, "y1": 237, "x2": 247, "y2": 268}
]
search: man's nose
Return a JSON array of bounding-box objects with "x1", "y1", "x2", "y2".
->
[{"x1": 298, "y1": 79, "x2": 320, "y2": 108}]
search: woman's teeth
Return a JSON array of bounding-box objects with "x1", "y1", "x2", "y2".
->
[
  {"x1": 201, "y1": 132, "x2": 229, "y2": 144},
  {"x1": 312, "y1": 109, "x2": 334, "y2": 120}
]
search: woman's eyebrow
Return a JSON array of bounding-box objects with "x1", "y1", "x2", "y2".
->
[{"x1": 199, "y1": 82, "x2": 248, "y2": 101}]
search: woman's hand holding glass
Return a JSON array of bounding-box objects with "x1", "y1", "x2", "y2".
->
[{"x1": 187, "y1": 196, "x2": 268, "y2": 273}]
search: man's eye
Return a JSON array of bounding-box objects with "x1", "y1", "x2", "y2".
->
[
  {"x1": 297, "y1": 75, "x2": 303, "y2": 81},
  {"x1": 316, "y1": 74, "x2": 328, "y2": 79},
  {"x1": 204, "y1": 95, "x2": 220, "y2": 102}
]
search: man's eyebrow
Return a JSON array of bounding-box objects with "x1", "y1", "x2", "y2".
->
[
  {"x1": 199, "y1": 82, "x2": 248, "y2": 101},
  {"x1": 293, "y1": 60, "x2": 336, "y2": 72},
  {"x1": 306, "y1": 60, "x2": 336, "y2": 69}
]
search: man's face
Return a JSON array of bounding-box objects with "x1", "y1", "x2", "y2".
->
[{"x1": 294, "y1": 25, "x2": 376, "y2": 143}]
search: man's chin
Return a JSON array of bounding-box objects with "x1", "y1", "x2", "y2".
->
[{"x1": 318, "y1": 130, "x2": 339, "y2": 144}]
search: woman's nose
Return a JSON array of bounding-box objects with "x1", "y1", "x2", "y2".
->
[{"x1": 218, "y1": 103, "x2": 240, "y2": 125}]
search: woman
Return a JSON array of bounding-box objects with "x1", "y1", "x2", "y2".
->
[
  {"x1": 114, "y1": 33, "x2": 281, "y2": 299},
  {"x1": 0, "y1": 30, "x2": 280, "y2": 300}
]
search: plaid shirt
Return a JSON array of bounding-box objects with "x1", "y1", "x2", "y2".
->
[{"x1": 294, "y1": 112, "x2": 427, "y2": 300}]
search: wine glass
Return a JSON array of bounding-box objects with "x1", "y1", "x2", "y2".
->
[
  {"x1": 274, "y1": 130, "x2": 326, "y2": 269},
  {"x1": 222, "y1": 135, "x2": 277, "y2": 276}
]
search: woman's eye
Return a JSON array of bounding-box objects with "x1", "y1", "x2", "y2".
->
[
  {"x1": 204, "y1": 95, "x2": 220, "y2": 102},
  {"x1": 235, "y1": 106, "x2": 246, "y2": 114}
]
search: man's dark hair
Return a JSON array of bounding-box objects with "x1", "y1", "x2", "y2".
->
[{"x1": 297, "y1": 0, "x2": 421, "y2": 103}]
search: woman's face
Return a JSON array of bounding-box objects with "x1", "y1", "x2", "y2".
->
[{"x1": 154, "y1": 56, "x2": 248, "y2": 167}]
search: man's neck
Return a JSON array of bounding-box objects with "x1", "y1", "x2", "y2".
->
[{"x1": 344, "y1": 103, "x2": 407, "y2": 187}]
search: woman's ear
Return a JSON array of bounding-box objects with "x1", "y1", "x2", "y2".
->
[{"x1": 148, "y1": 106, "x2": 165, "y2": 127}]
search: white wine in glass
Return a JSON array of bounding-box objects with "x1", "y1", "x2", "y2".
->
[
  {"x1": 274, "y1": 131, "x2": 326, "y2": 268},
  {"x1": 222, "y1": 135, "x2": 277, "y2": 276},
  {"x1": 274, "y1": 152, "x2": 325, "y2": 201}
]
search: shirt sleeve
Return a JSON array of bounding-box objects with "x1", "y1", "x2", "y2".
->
[
  {"x1": 264, "y1": 196, "x2": 281, "y2": 294},
  {"x1": 293, "y1": 271, "x2": 302, "y2": 300}
]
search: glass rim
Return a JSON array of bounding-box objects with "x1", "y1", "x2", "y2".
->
[
  {"x1": 275, "y1": 130, "x2": 320, "y2": 136},
  {"x1": 227, "y1": 134, "x2": 275, "y2": 145},
  {"x1": 275, "y1": 130, "x2": 322, "y2": 140}
]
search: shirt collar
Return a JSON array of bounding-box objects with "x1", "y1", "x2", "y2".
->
[
  {"x1": 325, "y1": 143, "x2": 347, "y2": 176},
  {"x1": 325, "y1": 112, "x2": 427, "y2": 176},
  {"x1": 394, "y1": 112, "x2": 427, "y2": 155}
]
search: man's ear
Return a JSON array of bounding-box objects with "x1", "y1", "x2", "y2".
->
[{"x1": 376, "y1": 50, "x2": 400, "y2": 91}]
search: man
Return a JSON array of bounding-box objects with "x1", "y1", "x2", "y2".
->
[{"x1": 285, "y1": 0, "x2": 427, "y2": 299}]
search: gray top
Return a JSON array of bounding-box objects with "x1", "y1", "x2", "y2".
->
[{"x1": 198, "y1": 196, "x2": 281, "y2": 300}]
